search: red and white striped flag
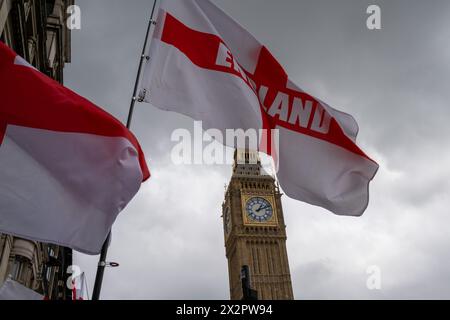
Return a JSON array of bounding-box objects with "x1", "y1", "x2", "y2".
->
[
  {"x1": 0, "y1": 42, "x2": 150, "y2": 254},
  {"x1": 139, "y1": 0, "x2": 378, "y2": 216}
]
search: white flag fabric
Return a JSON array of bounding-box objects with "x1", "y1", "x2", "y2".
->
[
  {"x1": 0, "y1": 42, "x2": 150, "y2": 254},
  {"x1": 139, "y1": 0, "x2": 378, "y2": 216},
  {"x1": 0, "y1": 278, "x2": 44, "y2": 300},
  {"x1": 72, "y1": 272, "x2": 88, "y2": 300}
]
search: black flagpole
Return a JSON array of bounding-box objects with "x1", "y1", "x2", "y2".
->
[{"x1": 92, "y1": 0, "x2": 158, "y2": 300}]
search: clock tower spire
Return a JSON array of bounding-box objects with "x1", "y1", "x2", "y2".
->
[{"x1": 222, "y1": 149, "x2": 294, "y2": 300}]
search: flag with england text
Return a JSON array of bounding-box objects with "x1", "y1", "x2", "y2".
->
[{"x1": 139, "y1": 0, "x2": 378, "y2": 216}]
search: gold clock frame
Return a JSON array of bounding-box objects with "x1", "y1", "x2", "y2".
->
[{"x1": 241, "y1": 193, "x2": 278, "y2": 226}]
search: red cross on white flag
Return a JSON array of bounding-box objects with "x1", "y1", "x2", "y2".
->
[
  {"x1": 139, "y1": 0, "x2": 378, "y2": 216},
  {"x1": 0, "y1": 41, "x2": 150, "y2": 254}
]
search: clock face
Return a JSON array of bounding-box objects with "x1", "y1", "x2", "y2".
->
[{"x1": 245, "y1": 197, "x2": 273, "y2": 222}]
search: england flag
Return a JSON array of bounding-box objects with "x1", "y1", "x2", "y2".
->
[
  {"x1": 139, "y1": 0, "x2": 378, "y2": 216},
  {"x1": 0, "y1": 41, "x2": 150, "y2": 254}
]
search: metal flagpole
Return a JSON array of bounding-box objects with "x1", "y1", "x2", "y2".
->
[
  {"x1": 126, "y1": 0, "x2": 158, "y2": 128},
  {"x1": 91, "y1": 0, "x2": 158, "y2": 300}
]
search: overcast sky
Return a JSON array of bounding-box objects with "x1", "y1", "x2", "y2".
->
[{"x1": 65, "y1": 0, "x2": 450, "y2": 299}]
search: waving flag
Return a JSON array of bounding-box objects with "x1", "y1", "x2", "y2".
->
[
  {"x1": 72, "y1": 272, "x2": 88, "y2": 300},
  {"x1": 0, "y1": 278, "x2": 44, "y2": 300},
  {"x1": 0, "y1": 42, "x2": 150, "y2": 254},
  {"x1": 139, "y1": 0, "x2": 378, "y2": 216}
]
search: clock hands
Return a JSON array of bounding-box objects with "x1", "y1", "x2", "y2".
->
[{"x1": 256, "y1": 204, "x2": 269, "y2": 212}]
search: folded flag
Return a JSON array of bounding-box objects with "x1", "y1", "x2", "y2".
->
[
  {"x1": 0, "y1": 41, "x2": 150, "y2": 254},
  {"x1": 139, "y1": 0, "x2": 378, "y2": 216}
]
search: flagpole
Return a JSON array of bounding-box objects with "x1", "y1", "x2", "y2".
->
[
  {"x1": 127, "y1": 0, "x2": 158, "y2": 128},
  {"x1": 91, "y1": 0, "x2": 158, "y2": 300}
]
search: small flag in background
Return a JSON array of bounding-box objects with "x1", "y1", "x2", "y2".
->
[
  {"x1": 139, "y1": 0, "x2": 378, "y2": 216},
  {"x1": 0, "y1": 278, "x2": 44, "y2": 300},
  {"x1": 0, "y1": 41, "x2": 150, "y2": 254},
  {"x1": 72, "y1": 272, "x2": 88, "y2": 300}
]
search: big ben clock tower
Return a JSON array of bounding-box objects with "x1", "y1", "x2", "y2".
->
[{"x1": 222, "y1": 149, "x2": 294, "y2": 300}]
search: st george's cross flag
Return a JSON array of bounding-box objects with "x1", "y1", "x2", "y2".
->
[
  {"x1": 0, "y1": 41, "x2": 150, "y2": 254},
  {"x1": 139, "y1": 0, "x2": 378, "y2": 216}
]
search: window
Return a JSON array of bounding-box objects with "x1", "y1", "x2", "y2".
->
[
  {"x1": 45, "y1": 0, "x2": 56, "y2": 18},
  {"x1": 9, "y1": 256, "x2": 31, "y2": 284},
  {"x1": 46, "y1": 266, "x2": 52, "y2": 282},
  {"x1": 48, "y1": 246, "x2": 57, "y2": 258},
  {"x1": 46, "y1": 29, "x2": 58, "y2": 68},
  {"x1": 10, "y1": 259, "x2": 23, "y2": 279}
]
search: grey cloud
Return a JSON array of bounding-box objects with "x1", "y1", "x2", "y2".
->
[{"x1": 66, "y1": 0, "x2": 450, "y2": 299}]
